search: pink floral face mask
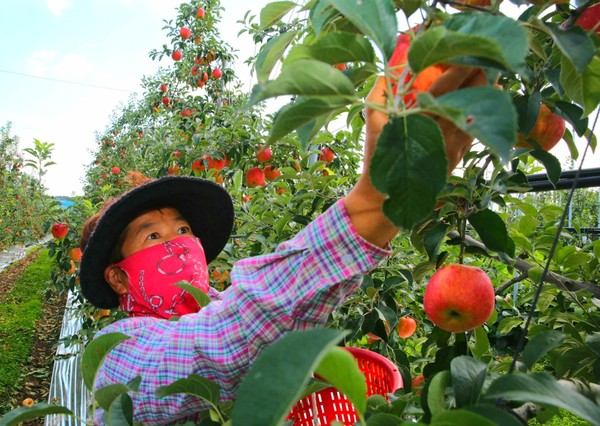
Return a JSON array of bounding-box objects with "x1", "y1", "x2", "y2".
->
[{"x1": 113, "y1": 236, "x2": 209, "y2": 319}]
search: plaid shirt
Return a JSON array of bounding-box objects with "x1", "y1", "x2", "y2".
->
[{"x1": 93, "y1": 199, "x2": 390, "y2": 425}]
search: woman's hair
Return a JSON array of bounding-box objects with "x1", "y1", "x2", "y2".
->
[{"x1": 79, "y1": 171, "x2": 153, "y2": 257}]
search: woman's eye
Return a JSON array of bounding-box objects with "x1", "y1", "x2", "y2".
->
[
  {"x1": 147, "y1": 232, "x2": 160, "y2": 240},
  {"x1": 178, "y1": 226, "x2": 191, "y2": 234}
]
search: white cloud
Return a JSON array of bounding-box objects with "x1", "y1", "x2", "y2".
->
[
  {"x1": 26, "y1": 50, "x2": 57, "y2": 77},
  {"x1": 46, "y1": 0, "x2": 72, "y2": 16},
  {"x1": 26, "y1": 50, "x2": 97, "y2": 82},
  {"x1": 52, "y1": 53, "x2": 95, "y2": 80}
]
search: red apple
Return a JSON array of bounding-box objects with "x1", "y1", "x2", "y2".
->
[
  {"x1": 172, "y1": 50, "x2": 183, "y2": 61},
  {"x1": 516, "y1": 104, "x2": 566, "y2": 152},
  {"x1": 159, "y1": 83, "x2": 168, "y2": 92},
  {"x1": 21, "y1": 398, "x2": 35, "y2": 407},
  {"x1": 51, "y1": 223, "x2": 68, "y2": 239},
  {"x1": 412, "y1": 375, "x2": 425, "y2": 388},
  {"x1": 162, "y1": 96, "x2": 170, "y2": 105},
  {"x1": 576, "y1": 3, "x2": 600, "y2": 35},
  {"x1": 246, "y1": 167, "x2": 266, "y2": 187},
  {"x1": 256, "y1": 146, "x2": 272, "y2": 163},
  {"x1": 206, "y1": 154, "x2": 228, "y2": 170},
  {"x1": 319, "y1": 147, "x2": 335, "y2": 163},
  {"x1": 389, "y1": 32, "x2": 449, "y2": 107},
  {"x1": 264, "y1": 165, "x2": 281, "y2": 181},
  {"x1": 396, "y1": 316, "x2": 417, "y2": 338},
  {"x1": 196, "y1": 7, "x2": 206, "y2": 19},
  {"x1": 180, "y1": 27, "x2": 191, "y2": 39},
  {"x1": 212, "y1": 68, "x2": 222, "y2": 79},
  {"x1": 191, "y1": 158, "x2": 205, "y2": 172},
  {"x1": 111, "y1": 166, "x2": 121, "y2": 174},
  {"x1": 423, "y1": 264, "x2": 495, "y2": 333},
  {"x1": 69, "y1": 247, "x2": 82, "y2": 262}
]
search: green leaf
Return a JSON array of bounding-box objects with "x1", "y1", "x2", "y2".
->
[
  {"x1": 427, "y1": 370, "x2": 451, "y2": 416},
  {"x1": 467, "y1": 209, "x2": 512, "y2": 254},
  {"x1": 231, "y1": 328, "x2": 348, "y2": 426},
  {"x1": 259, "y1": 1, "x2": 297, "y2": 30},
  {"x1": 554, "y1": 101, "x2": 588, "y2": 137},
  {"x1": 155, "y1": 374, "x2": 221, "y2": 407},
  {"x1": 465, "y1": 404, "x2": 523, "y2": 426},
  {"x1": 255, "y1": 30, "x2": 300, "y2": 83},
  {"x1": 430, "y1": 409, "x2": 497, "y2": 426},
  {"x1": 555, "y1": 346, "x2": 598, "y2": 378},
  {"x1": 469, "y1": 326, "x2": 490, "y2": 359},
  {"x1": 423, "y1": 222, "x2": 449, "y2": 261},
  {"x1": 314, "y1": 346, "x2": 367, "y2": 415},
  {"x1": 248, "y1": 60, "x2": 355, "y2": 106},
  {"x1": 344, "y1": 63, "x2": 380, "y2": 87},
  {"x1": 306, "y1": 31, "x2": 376, "y2": 65},
  {"x1": 268, "y1": 96, "x2": 352, "y2": 145},
  {"x1": 421, "y1": 86, "x2": 517, "y2": 162},
  {"x1": 513, "y1": 92, "x2": 541, "y2": 135},
  {"x1": 522, "y1": 330, "x2": 565, "y2": 371},
  {"x1": 409, "y1": 14, "x2": 528, "y2": 74},
  {"x1": 528, "y1": 150, "x2": 562, "y2": 189},
  {"x1": 296, "y1": 116, "x2": 329, "y2": 149},
  {"x1": 324, "y1": 0, "x2": 397, "y2": 60},
  {"x1": 370, "y1": 115, "x2": 447, "y2": 230},
  {"x1": 497, "y1": 317, "x2": 523, "y2": 335},
  {"x1": 561, "y1": 55, "x2": 600, "y2": 117},
  {"x1": 81, "y1": 332, "x2": 130, "y2": 392},
  {"x1": 484, "y1": 372, "x2": 600, "y2": 426},
  {"x1": 173, "y1": 281, "x2": 211, "y2": 308},
  {"x1": 546, "y1": 23, "x2": 594, "y2": 73},
  {"x1": 451, "y1": 356, "x2": 487, "y2": 408},
  {"x1": 0, "y1": 404, "x2": 73, "y2": 426},
  {"x1": 96, "y1": 376, "x2": 141, "y2": 411},
  {"x1": 366, "y1": 412, "x2": 409, "y2": 425},
  {"x1": 103, "y1": 393, "x2": 134, "y2": 426}
]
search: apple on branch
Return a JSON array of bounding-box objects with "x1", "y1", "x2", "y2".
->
[
  {"x1": 516, "y1": 104, "x2": 566, "y2": 152},
  {"x1": 256, "y1": 146, "x2": 272, "y2": 163},
  {"x1": 51, "y1": 223, "x2": 68, "y2": 239},
  {"x1": 423, "y1": 264, "x2": 495, "y2": 333}
]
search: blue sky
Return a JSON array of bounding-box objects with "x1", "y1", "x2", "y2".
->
[
  {"x1": 0, "y1": 0, "x2": 266, "y2": 196},
  {"x1": 0, "y1": 1, "x2": 597, "y2": 197}
]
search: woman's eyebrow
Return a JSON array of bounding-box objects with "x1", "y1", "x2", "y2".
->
[{"x1": 132, "y1": 221, "x2": 159, "y2": 238}]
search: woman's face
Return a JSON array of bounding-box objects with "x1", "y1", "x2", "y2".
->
[{"x1": 120, "y1": 207, "x2": 196, "y2": 258}]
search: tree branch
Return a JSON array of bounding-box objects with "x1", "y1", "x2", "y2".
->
[{"x1": 447, "y1": 231, "x2": 600, "y2": 298}]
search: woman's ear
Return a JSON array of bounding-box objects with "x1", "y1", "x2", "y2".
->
[{"x1": 104, "y1": 265, "x2": 129, "y2": 295}]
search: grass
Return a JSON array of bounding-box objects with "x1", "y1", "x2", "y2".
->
[{"x1": 0, "y1": 248, "x2": 53, "y2": 414}]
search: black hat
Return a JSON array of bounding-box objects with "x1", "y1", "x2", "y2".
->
[{"x1": 79, "y1": 176, "x2": 234, "y2": 308}]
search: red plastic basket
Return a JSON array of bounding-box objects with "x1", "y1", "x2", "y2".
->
[{"x1": 286, "y1": 347, "x2": 403, "y2": 426}]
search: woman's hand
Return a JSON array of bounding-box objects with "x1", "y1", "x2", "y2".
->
[{"x1": 344, "y1": 65, "x2": 488, "y2": 247}]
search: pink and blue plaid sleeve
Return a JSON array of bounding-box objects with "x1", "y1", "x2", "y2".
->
[{"x1": 93, "y1": 199, "x2": 390, "y2": 425}]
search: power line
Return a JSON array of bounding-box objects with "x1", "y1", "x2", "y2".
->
[{"x1": 0, "y1": 69, "x2": 139, "y2": 93}]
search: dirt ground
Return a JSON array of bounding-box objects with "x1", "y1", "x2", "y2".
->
[{"x1": 0, "y1": 250, "x2": 67, "y2": 422}]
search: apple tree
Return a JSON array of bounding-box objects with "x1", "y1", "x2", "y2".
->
[
  {"x1": 0, "y1": 123, "x2": 48, "y2": 251},
  {"x1": 13, "y1": 0, "x2": 600, "y2": 425}
]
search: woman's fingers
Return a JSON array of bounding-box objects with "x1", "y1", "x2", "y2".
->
[{"x1": 429, "y1": 66, "x2": 487, "y2": 98}]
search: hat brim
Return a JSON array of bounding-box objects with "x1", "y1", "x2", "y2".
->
[{"x1": 79, "y1": 176, "x2": 234, "y2": 308}]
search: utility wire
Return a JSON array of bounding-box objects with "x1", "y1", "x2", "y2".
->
[{"x1": 0, "y1": 68, "x2": 138, "y2": 93}]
